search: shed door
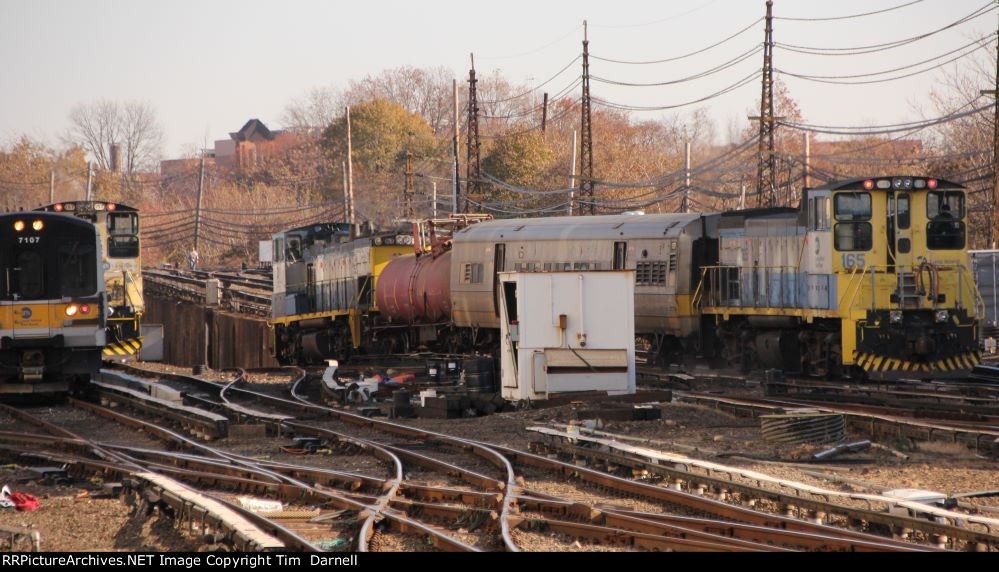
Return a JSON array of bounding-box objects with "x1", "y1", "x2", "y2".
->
[{"x1": 493, "y1": 244, "x2": 506, "y2": 317}]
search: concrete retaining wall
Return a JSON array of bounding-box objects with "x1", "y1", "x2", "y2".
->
[{"x1": 144, "y1": 294, "x2": 279, "y2": 369}]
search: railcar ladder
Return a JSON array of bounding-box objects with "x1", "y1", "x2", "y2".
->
[{"x1": 896, "y1": 271, "x2": 920, "y2": 309}]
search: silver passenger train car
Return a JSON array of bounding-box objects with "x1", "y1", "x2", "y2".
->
[{"x1": 449, "y1": 213, "x2": 719, "y2": 363}]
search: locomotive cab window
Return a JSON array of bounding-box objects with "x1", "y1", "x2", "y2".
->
[
  {"x1": 834, "y1": 192, "x2": 872, "y2": 251},
  {"x1": 107, "y1": 212, "x2": 139, "y2": 258},
  {"x1": 13, "y1": 251, "x2": 46, "y2": 300},
  {"x1": 108, "y1": 212, "x2": 137, "y2": 235},
  {"x1": 834, "y1": 193, "x2": 871, "y2": 221},
  {"x1": 926, "y1": 190, "x2": 966, "y2": 250},
  {"x1": 809, "y1": 196, "x2": 831, "y2": 230},
  {"x1": 834, "y1": 223, "x2": 872, "y2": 252}
]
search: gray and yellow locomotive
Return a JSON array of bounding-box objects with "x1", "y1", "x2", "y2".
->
[{"x1": 270, "y1": 176, "x2": 982, "y2": 378}]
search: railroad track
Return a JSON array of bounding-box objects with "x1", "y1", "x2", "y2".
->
[
  {"x1": 4, "y1": 363, "x2": 994, "y2": 551},
  {"x1": 674, "y1": 391, "x2": 999, "y2": 458},
  {"x1": 103, "y1": 363, "x2": 995, "y2": 551},
  {"x1": 144, "y1": 268, "x2": 271, "y2": 317}
]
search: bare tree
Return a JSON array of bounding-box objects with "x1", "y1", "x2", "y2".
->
[
  {"x1": 282, "y1": 86, "x2": 344, "y2": 132},
  {"x1": 66, "y1": 99, "x2": 164, "y2": 173}
]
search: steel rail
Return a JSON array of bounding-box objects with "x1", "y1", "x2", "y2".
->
[
  {"x1": 102, "y1": 366, "x2": 478, "y2": 552},
  {"x1": 524, "y1": 439, "x2": 994, "y2": 550},
  {"x1": 287, "y1": 370, "x2": 523, "y2": 552},
  {"x1": 677, "y1": 391, "x2": 999, "y2": 457}
]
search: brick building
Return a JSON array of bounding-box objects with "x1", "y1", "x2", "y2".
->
[{"x1": 160, "y1": 119, "x2": 302, "y2": 177}]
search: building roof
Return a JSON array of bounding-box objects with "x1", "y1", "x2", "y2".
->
[{"x1": 230, "y1": 119, "x2": 283, "y2": 142}]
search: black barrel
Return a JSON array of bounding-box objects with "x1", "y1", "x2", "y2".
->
[
  {"x1": 393, "y1": 389, "x2": 411, "y2": 406},
  {"x1": 464, "y1": 357, "x2": 496, "y2": 391},
  {"x1": 764, "y1": 369, "x2": 786, "y2": 396}
]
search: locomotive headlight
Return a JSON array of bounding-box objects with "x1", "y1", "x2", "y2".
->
[
  {"x1": 373, "y1": 237, "x2": 383, "y2": 246},
  {"x1": 935, "y1": 310, "x2": 949, "y2": 323},
  {"x1": 398, "y1": 235, "x2": 413, "y2": 245},
  {"x1": 13, "y1": 220, "x2": 24, "y2": 232},
  {"x1": 383, "y1": 237, "x2": 396, "y2": 245},
  {"x1": 65, "y1": 304, "x2": 79, "y2": 317},
  {"x1": 32, "y1": 220, "x2": 43, "y2": 231},
  {"x1": 80, "y1": 304, "x2": 91, "y2": 315},
  {"x1": 889, "y1": 310, "x2": 903, "y2": 324}
]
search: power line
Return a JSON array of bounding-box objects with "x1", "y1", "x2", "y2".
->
[
  {"x1": 592, "y1": 70, "x2": 761, "y2": 111},
  {"x1": 589, "y1": 0, "x2": 722, "y2": 30},
  {"x1": 774, "y1": 2, "x2": 995, "y2": 56},
  {"x1": 477, "y1": 24, "x2": 582, "y2": 61},
  {"x1": 775, "y1": 0, "x2": 926, "y2": 22},
  {"x1": 590, "y1": 17, "x2": 763, "y2": 65},
  {"x1": 780, "y1": 33, "x2": 996, "y2": 86},
  {"x1": 779, "y1": 100, "x2": 992, "y2": 135},
  {"x1": 479, "y1": 56, "x2": 581, "y2": 105},
  {"x1": 480, "y1": 77, "x2": 581, "y2": 119},
  {"x1": 591, "y1": 45, "x2": 762, "y2": 87}
]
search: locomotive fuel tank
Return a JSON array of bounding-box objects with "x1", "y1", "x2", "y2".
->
[{"x1": 376, "y1": 251, "x2": 452, "y2": 324}]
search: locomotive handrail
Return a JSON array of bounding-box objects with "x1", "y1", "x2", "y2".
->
[
  {"x1": 838, "y1": 264, "x2": 867, "y2": 312},
  {"x1": 958, "y1": 264, "x2": 986, "y2": 319},
  {"x1": 692, "y1": 267, "x2": 708, "y2": 309},
  {"x1": 695, "y1": 265, "x2": 803, "y2": 309},
  {"x1": 841, "y1": 263, "x2": 983, "y2": 315}
]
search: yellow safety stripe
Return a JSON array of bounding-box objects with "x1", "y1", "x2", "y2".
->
[
  {"x1": 857, "y1": 353, "x2": 981, "y2": 373},
  {"x1": 102, "y1": 337, "x2": 143, "y2": 357}
]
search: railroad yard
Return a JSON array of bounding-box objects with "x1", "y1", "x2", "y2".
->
[
  {"x1": 8, "y1": 0, "x2": 999, "y2": 558},
  {"x1": 2, "y1": 269, "x2": 999, "y2": 553}
]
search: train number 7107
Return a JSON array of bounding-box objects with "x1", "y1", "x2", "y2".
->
[{"x1": 17, "y1": 237, "x2": 40, "y2": 244}]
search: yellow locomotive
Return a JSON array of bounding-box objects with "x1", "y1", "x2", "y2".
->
[
  {"x1": 35, "y1": 201, "x2": 144, "y2": 359},
  {"x1": 697, "y1": 176, "x2": 982, "y2": 377}
]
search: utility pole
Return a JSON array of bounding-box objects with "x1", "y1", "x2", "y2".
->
[
  {"x1": 803, "y1": 132, "x2": 811, "y2": 191},
  {"x1": 342, "y1": 161, "x2": 349, "y2": 221},
  {"x1": 452, "y1": 79, "x2": 460, "y2": 214},
  {"x1": 682, "y1": 141, "x2": 691, "y2": 213},
  {"x1": 85, "y1": 162, "x2": 93, "y2": 201},
  {"x1": 431, "y1": 182, "x2": 438, "y2": 218},
  {"x1": 568, "y1": 129, "x2": 578, "y2": 216},
  {"x1": 579, "y1": 20, "x2": 595, "y2": 215},
  {"x1": 466, "y1": 54, "x2": 481, "y2": 212},
  {"x1": 404, "y1": 151, "x2": 415, "y2": 218},
  {"x1": 194, "y1": 152, "x2": 205, "y2": 252},
  {"x1": 49, "y1": 171, "x2": 55, "y2": 204},
  {"x1": 985, "y1": 4, "x2": 999, "y2": 247},
  {"x1": 346, "y1": 106, "x2": 355, "y2": 235},
  {"x1": 754, "y1": 0, "x2": 777, "y2": 208},
  {"x1": 541, "y1": 92, "x2": 549, "y2": 132}
]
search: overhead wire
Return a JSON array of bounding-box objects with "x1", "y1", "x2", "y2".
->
[
  {"x1": 591, "y1": 17, "x2": 763, "y2": 65},
  {"x1": 774, "y1": 2, "x2": 995, "y2": 56},
  {"x1": 779, "y1": 33, "x2": 997, "y2": 86},
  {"x1": 592, "y1": 45, "x2": 762, "y2": 87},
  {"x1": 592, "y1": 70, "x2": 761, "y2": 112},
  {"x1": 775, "y1": 0, "x2": 926, "y2": 22}
]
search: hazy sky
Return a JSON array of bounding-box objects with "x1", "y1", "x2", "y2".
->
[{"x1": 1, "y1": 0, "x2": 995, "y2": 158}]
